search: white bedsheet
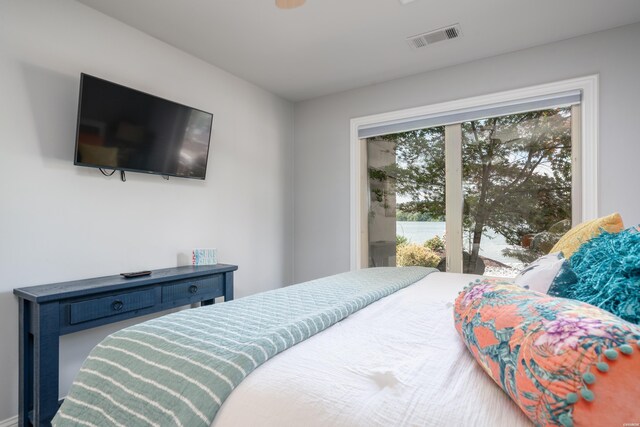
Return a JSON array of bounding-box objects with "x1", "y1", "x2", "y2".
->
[{"x1": 212, "y1": 272, "x2": 532, "y2": 427}]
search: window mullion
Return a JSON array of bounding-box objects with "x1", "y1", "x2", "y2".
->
[
  {"x1": 571, "y1": 104, "x2": 583, "y2": 226},
  {"x1": 445, "y1": 124, "x2": 463, "y2": 273}
]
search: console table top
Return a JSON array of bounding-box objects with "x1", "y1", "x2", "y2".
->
[{"x1": 14, "y1": 264, "x2": 238, "y2": 303}]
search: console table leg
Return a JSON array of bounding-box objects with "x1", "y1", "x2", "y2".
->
[
  {"x1": 224, "y1": 272, "x2": 234, "y2": 301},
  {"x1": 19, "y1": 299, "x2": 33, "y2": 427},
  {"x1": 32, "y1": 302, "x2": 60, "y2": 427}
]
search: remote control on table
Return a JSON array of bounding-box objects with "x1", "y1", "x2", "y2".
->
[{"x1": 120, "y1": 270, "x2": 152, "y2": 278}]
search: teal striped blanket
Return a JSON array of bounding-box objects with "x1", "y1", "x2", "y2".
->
[{"x1": 53, "y1": 267, "x2": 434, "y2": 427}]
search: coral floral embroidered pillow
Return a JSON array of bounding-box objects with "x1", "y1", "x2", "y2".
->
[{"x1": 454, "y1": 278, "x2": 640, "y2": 427}]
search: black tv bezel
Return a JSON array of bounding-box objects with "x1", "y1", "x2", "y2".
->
[{"x1": 73, "y1": 73, "x2": 214, "y2": 180}]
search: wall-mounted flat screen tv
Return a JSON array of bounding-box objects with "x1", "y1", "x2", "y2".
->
[{"x1": 74, "y1": 74, "x2": 213, "y2": 180}]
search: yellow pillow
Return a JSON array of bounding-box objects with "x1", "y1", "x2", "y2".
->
[{"x1": 550, "y1": 212, "x2": 624, "y2": 258}]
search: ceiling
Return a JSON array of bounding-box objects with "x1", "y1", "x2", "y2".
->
[{"x1": 77, "y1": 0, "x2": 640, "y2": 102}]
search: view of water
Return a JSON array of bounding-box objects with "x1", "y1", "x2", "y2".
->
[{"x1": 396, "y1": 221, "x2": 519, "y2": 265}]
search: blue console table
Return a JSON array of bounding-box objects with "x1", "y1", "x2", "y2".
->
[{"x1": 13, "y1": 264, "x2": 238, "y2": 427}]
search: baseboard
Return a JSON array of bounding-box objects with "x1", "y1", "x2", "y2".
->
[{"x1": 0, "y1": 415, "x2": 18, "y2": 427}]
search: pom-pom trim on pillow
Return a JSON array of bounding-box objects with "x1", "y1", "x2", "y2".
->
[{"x1": 454, "y1": 278, "x2": 640, "y2": 427}]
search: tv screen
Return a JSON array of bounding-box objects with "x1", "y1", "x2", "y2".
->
[{"x1": 74, "y1": 74, "x2": 213, "y2": 180}]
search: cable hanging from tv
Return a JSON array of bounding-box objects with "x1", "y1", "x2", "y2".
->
[{"x1": 98, "y1": 168, "x2": 124, "y2": 181}]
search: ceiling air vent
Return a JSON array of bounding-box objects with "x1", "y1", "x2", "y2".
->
[{"x1": 407, "y1": 24, "x2": 461, "y2": 49}]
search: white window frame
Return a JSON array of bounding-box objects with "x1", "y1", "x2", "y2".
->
[{"x1": 349, "y1": 75, "x2": 599, "y2": 271}]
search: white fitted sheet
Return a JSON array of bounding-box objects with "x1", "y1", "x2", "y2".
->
[{"x1": 212, "y1": 272, "x2": 532, "y2": 427}]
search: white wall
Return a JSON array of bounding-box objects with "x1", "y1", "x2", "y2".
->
[
  {"x1": 294, "y1": 23, "x2": 640, "y2": 283},
  {"x1": 0, "y1": 0, "x2": 293, "y2": 420}
]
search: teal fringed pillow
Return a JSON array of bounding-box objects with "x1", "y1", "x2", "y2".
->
[{"x1": 548, "y1": 225, "x2": 640, "y2": 324}]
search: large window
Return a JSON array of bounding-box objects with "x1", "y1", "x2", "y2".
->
[
  {"x1": 353, "y1": 77, "x2": 598, "y2": 274},
  {"x1": 365, "y1": 107, "x2": 578, "y2": 277}
]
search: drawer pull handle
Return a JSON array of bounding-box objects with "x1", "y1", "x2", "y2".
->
[
  {"x1": 189, "y1": 285, "x2": 199, "y2": 294},
  {"x1": 111, "y1": 300, "x2": 124, "y2": 311}
]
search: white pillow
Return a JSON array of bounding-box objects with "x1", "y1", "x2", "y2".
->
[{"x1": 514, "y1": 252, "x2": 570, "y2": 294}]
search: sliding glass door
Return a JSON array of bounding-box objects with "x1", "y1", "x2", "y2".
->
[{"x1": 364, "y1": 106, "x2": 578, "y2": 277}]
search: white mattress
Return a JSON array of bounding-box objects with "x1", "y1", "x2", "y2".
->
[{"x1": 212, "y1": 272, "x2": 532, "y2": 427}]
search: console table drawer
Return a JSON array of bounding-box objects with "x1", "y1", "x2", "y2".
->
[
  {"x1": 69, "y1": 289, "x2": 156, "y2": 325},
  {"x1": 162, "y1": 275, "x2": 223, "y2": 302}
]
